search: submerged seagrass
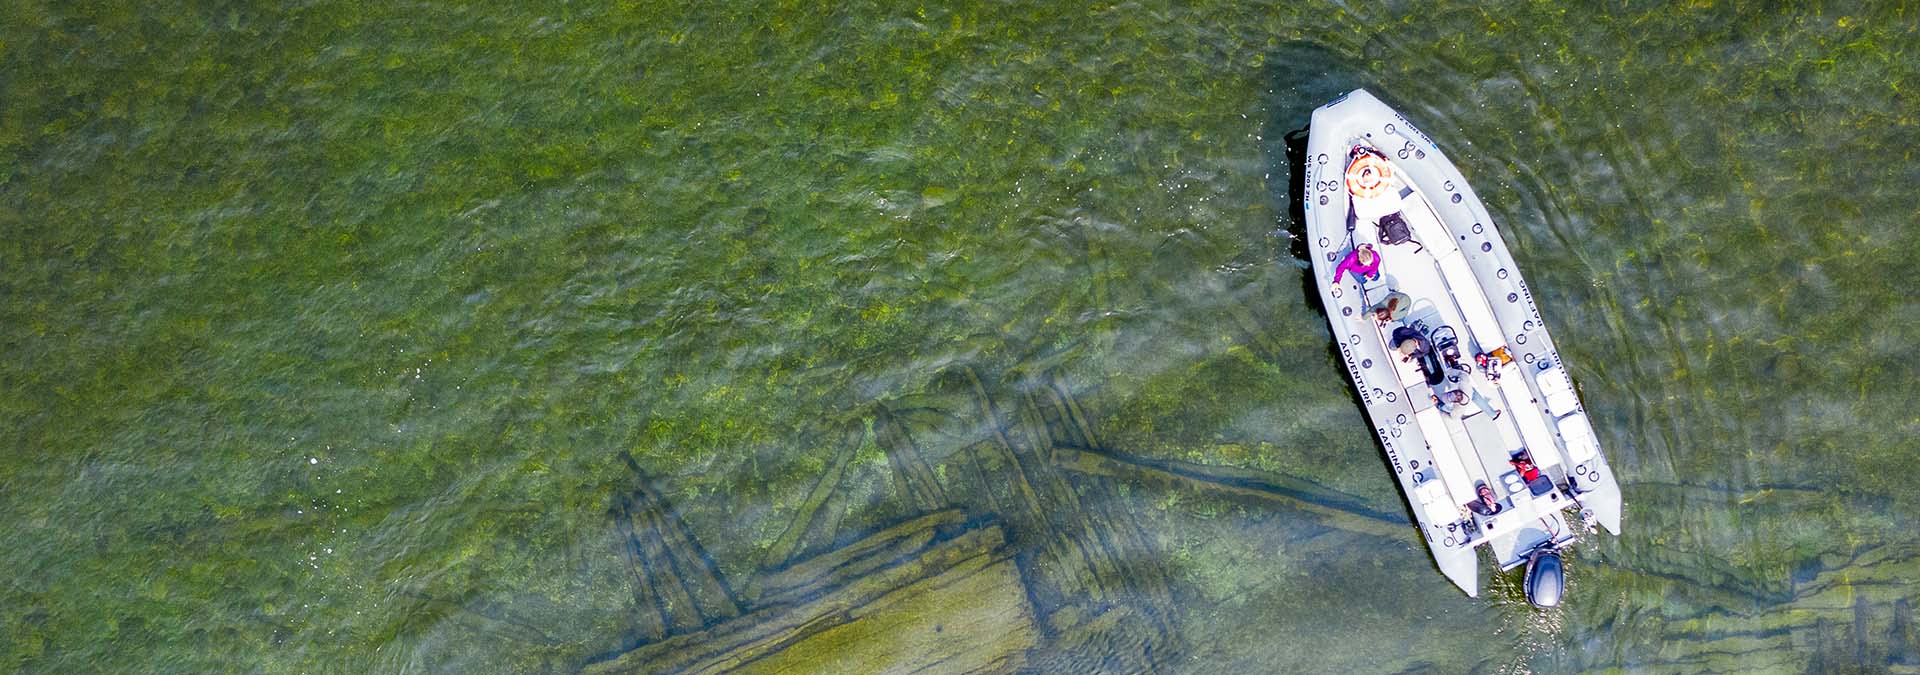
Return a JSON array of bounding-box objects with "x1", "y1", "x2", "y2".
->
[{"x1": 3, "y1": 1, "x2": 1917, "y2": 672}]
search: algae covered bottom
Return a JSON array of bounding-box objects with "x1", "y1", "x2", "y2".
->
[{"x1": 4, "y1": 1, "x2": 1919, "y2": 673}]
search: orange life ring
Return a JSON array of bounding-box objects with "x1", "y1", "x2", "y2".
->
[{"x1": 1345, "y1": 153, "x2": 1394, "y2": 199}]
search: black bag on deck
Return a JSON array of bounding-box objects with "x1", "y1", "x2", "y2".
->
[{"x1": 1377, "y1": 211, "x2": 1415, "y2": 246}]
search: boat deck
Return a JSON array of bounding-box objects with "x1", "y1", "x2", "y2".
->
[
  {"x1": 1340, "y1": 166, "x2": 1577, "y2": 569},
  {"x1": 1302, "y1": 89, "x2": 1622, "y2": 598}
]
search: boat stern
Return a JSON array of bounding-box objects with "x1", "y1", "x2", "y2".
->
[
  {"x1": 1585, "y1": 485, "x2": 1624, "y2": 535},
  {"x1": 1432, "y1": 544, "x2": 1480, "y2": 598}
]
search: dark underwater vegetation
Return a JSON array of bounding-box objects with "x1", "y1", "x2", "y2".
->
[{"x1": 3, "y1": 1, "x2": 1917, "y2": 672}]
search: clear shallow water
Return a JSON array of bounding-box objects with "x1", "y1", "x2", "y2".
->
[{"x1": 3, "y1": 2, "x2": 1917, "y2": 672}]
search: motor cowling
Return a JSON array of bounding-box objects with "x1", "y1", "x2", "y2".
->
[{"x1": 1524, "y1": 547, "x2": 1565, "y2": 608}]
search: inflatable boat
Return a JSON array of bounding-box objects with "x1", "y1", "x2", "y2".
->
[{"x1": 1300, "y1": 90, "x2": 1622, "y2": 606}]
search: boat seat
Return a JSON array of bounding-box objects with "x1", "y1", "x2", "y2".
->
[
  {"x1": 1434, "y1": 252, "x2": 1507, "y2": 353},
  {"x1": 1413, "y1": 407, "x2": 1480, "y2": 509},
  {"x1": 1536, "y1": 366, "x2": 1579, "y2": 417},
  {"x1": 1400, "y1": 190, "x2": 1451, "y2": 246},
  {"x1": 1412, "y1": 477, "x2": 1459, "y2": 525},
  {"x1": 1495, "y1": 375, "x2": 1563, "y2": 472},
  {"x1": 1557, "y1": 413, "x2": 1600, "y2": 463},
  {"x1": 1498, "y1": 470, "x2": 1528, "y2": 497}
]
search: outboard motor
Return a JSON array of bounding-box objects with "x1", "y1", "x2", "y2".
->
[{"x1": 1523, "y1": 545, "x2": 1565, "y2": 608}]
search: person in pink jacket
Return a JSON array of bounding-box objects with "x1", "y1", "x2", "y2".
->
[{"x1": 1332, "y1": 243, "x2": 1381, "y2": 284}]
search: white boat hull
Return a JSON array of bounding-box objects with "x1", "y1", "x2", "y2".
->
[{"x1": 1302, "y1": 90, "x2": 1623, "y2": 599}]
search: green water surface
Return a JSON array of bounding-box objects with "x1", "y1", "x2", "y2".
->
[{"x1": 4, "y1": 1, "x2": 1918, "y2": 672}]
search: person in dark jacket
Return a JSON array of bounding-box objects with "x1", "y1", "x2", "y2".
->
[
  {"x1": 1391, "y1": 326, "x2": 1430, "y2": 361},
  {"x1": 1466, "y1": 483, "x2": 1503, "y2": 516}
]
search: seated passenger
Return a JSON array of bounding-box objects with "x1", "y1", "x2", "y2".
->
[
  {"x1": 1466, "y1": 483, "x2": 1503, "y2": 516},
  {"x1": 1331, "y1": 243, "x2": 1381, "y2": 284},
  {"x1": 1390, "y1": 326, "x2": 1430, "y2": 361},
  {"x1": 1475, "y1": 347, "x2": 1515, "y2": 382},
  {"x1": 1511, "y1": 456, "x2": 1538, "y2": 481},
  {"x1": 1512, "y1": 454, "x2": 1555, "y2": 496},
  {"x1": 1434, "y1": 387, "x2": 1501, "y2": 420},
  {"x1": 1370, "y1": 291, "x2": 1411, "y2": 324}
]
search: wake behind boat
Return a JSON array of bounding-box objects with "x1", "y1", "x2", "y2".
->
[{"x1": 1300, "y1": 90, "x2": 1622, "y2": 606}]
